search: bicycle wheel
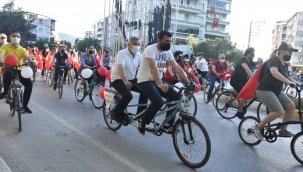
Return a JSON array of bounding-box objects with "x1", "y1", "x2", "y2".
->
[
  {"x1": 74, "y1": 79, "x2": 85, "y2": 102},
  {"x1": 70, "y1": 69, "x2": 74, "y2": 83},
  {"x1": 92, "y1": 83, "x2": 104, "y2": 109},
  {"x1": 172, "y1": 116, "x2": 211, "y2": 168},
  {"x1": 181, "y1": 90, "x2": 197, "y2": 116},
  {"x1": 67, "y1": 70, "x2": 71, "y2": 85},
  {"x1": 103, "y1": 97, "x2": 122, "y2": 131},
  {"x1": 256, "y1": 102, "x2": 271, "y2": 122},
  {"x1": 0, "y1": 75, "x2": 3, "y2": 93},
  {"x1": 15, "y1": 90, "x2": 22, "y2": 131},
  {"x1": 286, "y1": 86, "x2": 297, "y2": 98},
  {"x1": 48, "y1": 71, "x2": 54, "y2": 87},
  {"x1": 203, "y1": 87, "x2": 209, "y2": 103},
  {"x1": 212, "y1": 88, "x2": 228, "y2": 108},
  {"x1": 238, "y1": 116, "x2": 262, "y2": 146},
  {"x1": 43, "y1": 69, "x2": 47, "y2": 82},
  {"x1": 216, "y1": 91, "x2": 238, "y2": 119},
  {"x1": 291, "y1": 131, "x2": 303, "y2": 164},
  {"x1": 58, "y1": 76, "x2": 63, "y2": 99},
  {"x1": 8, "y1": 86, "x2": 15, "y2": 116}
]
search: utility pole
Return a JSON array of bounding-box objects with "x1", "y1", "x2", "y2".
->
[{"x1": 247, "y1": 21, "x2": 266, "y2": 48}]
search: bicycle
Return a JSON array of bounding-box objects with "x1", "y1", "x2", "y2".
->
[
  {"x1": 53, "y1": 65, "x2": 66, "y2": 99},
  {"x1": 29, "y1": 62, "x2": 37, "y2": 82},
  {"x1": 67, "y1": 63, "x2": 74, "y2": 85},
  {"x1": 102, "y1": 84, "x2": 211, "y2": 168},
  {"x1": 74, "y1": 67, "x2": 104, "y2": 109},
  {"x1": 238, "y1": 86, "x2": 303, "y2": 164},
  {"x1": 47, "y1": 67, "x2": 54, "y2": 87},
  {"x1": 4, "y1": 64, "x2": 31, "y2": 131},
  {"x1": 0, "y1": 63, "x2": 3, "y2": 93}
]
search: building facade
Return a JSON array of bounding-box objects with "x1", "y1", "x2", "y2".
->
[
  {"x1": 23, "y1": 11, "x2": 56, "y2": 45},
  {"x1": 271, "y1": 21, "x2": 287, "y2": 52},
  {"x1": 92, "y1": 19, "x2": 106, "y2": 47}
]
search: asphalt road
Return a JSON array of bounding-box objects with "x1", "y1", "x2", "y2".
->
[{"x1": 0, "y1": 76, "x2": 302, "y2": 172}]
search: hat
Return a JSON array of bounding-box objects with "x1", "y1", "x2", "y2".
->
[{"x1": 278, "y1": 42, "x2": 298, "y2": 52}]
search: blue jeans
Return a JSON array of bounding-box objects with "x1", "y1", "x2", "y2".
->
[
  {"x1": 207, "y1": 75, "x2": 224, "y2": 100},
  {"x1": 137, "y1": 81, "x2": 179, "y2": 125}
]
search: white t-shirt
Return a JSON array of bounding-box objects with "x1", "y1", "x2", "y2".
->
[
  {"x1": 111, "y1": 48, "x2": 142, "y2": 81},
  {"x1": 195, "y1": 58, "x2": 208, "y2": 71},
  {"x1": 137, "y1": 43, "x2": 174, "y2": 83}
]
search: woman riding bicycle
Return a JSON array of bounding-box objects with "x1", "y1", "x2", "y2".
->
[
  {"x1": 51, "y1": 44, "x2": 68, "y2": 90},
  {"x1": 252, "y1": 42, "x2": 300, "y2": 140},
  {"x1": 78, "y1": 45, "x2": 98, "y2": 88},
  {"x1": 162, "y1": 50, "x2": 189, "y2": 85}
]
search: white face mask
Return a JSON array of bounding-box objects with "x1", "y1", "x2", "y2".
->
[
  {"x1": 11, "y1": 37, "x2": 20, "y2": 45},
  {"x1": 0, "y1": 39, "x2": 7, "y2": 44},
  {"x1": 130, "y1": 45, "x2": 140, "y2": 54},
  {"x1": 184, "y1": 59, "x2": 189, "y2": 62},
  {"x1": 220, "y1": 59, "x2": 225, "y2": 63}
]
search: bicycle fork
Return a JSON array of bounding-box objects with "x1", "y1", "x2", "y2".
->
[{"x1": 179, "y1": 113, "x2": 195, "y2": 144}]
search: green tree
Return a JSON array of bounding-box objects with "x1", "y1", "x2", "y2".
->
[
  {"x1": 74, "y1": 37, "x2": 101, "y2": 52},
  {"x1": 0, "y1": 2, "x2": 35, "y2": 47},
  {"x1": 74, "y1": 38, "x2": 80, "y2": 46},
  {"x1": 35, "y1": 38, "x2": 50, "y2": 50},
  {"x1": 186, "y1": 34, "x2": 199, "y2": 53}
]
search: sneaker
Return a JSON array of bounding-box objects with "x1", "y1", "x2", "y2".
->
[
  {"x1": 0, "y1": 93, "x2": 7, "y2": 99},
  {"x1": 137, "y1": 119, "x2": 145, "y2": 136},
  {"x1": 53, "y1": 83, "x2": 57, "y2": 91},
  {"x1": 236, "y1": 112, "x2": 245, "y2": 119},
  {"x1": 205, "y1": 99, "x2": 211, "y2": 104},
  {"x1": 162, "y1": 125, "x2": 174, "y2": 134},
  {"x1": 279, "y1": 130, "x2": 295, "y2": 137},
  {"x1": 22, "y1": 106, "x2": 32, "y2": 114},
  {"x1": 111, "y1": 109, "x2": 123, "y2": 123},
  {"x1": 252, "y1": 124, "x2": 263, "y2": 141}
]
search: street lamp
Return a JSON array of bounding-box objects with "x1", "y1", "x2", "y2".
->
[{"x1": 247, "y1": 21, "x2": 266, "y2": 48}]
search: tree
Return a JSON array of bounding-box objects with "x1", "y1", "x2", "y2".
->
[
  {"x1": 0, "y1": 1, "x2": 35, "y2": 47},
  {"x1": 74, "y1": 38, "x2": 80, "y2": 45},
  {"x1": 186, "y1": 34, "x2": 199, "y2": 53},
  {"x1": 35, "y1": 38, "x2": 49, "y2": 50},
  {"x1": 74, "y1": 37, "x2": 101, "y2": 52}
]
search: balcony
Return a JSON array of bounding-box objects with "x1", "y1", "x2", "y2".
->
[
  {"x1": 171, "y1": 17, "x2": 204, "y2": 26},
  {"x1": 288, "y1": 22, "x2": 293, "y2": 28},
  {"x1": 173, "y1": 32, "x2": 199, "y2": 40},
  {"x1": 171, "y1": 3, "x2": 204, "y2": 14},
  {"x1": 298, "y1": 19, "x2": 303, "y2": 24},
  {"x1": 205, "y1": 29, "x2": 229, "y2": 37},
  {"x1": 207, "y1": 5, "x2": 231, "y2": 15},
  {"x1": 296, "y1": 40, "x2": 303, "y2": 46},
  {"x1": 206, "y1": 16, "x2": 230, "y2": 25}
]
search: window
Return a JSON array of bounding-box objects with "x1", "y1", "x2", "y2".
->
[
  {"x1": 283, "y1": 26, "x2": 287, "y2": 31},
  {"x1": 39, "y1": 19, "x2": 43, "y2": 24},
  {"x1": 282, "y1": 34, "x2": 286, "y2": 39},
  {"x1": 45, "y1": 29, "x2": 50, "y2": 35},
  {"x1": 39, "y1": 27, "x2": 43, "y2": 33}
]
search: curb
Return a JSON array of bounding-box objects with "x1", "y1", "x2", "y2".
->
[{"x1": 0, "y1": 157, "x2": 12, "y2": 172}]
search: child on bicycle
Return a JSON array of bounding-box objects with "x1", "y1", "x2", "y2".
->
[{"x1": 252, "y1": 42, "x2": 300, "y2": 140}]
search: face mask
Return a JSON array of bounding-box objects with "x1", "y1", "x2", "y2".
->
[
  {"x1": 283, "y1": 55, "x2": 291, "y2": 61},
  {"x1": 60, "y1": 50, "x2": 65, "y2": 53},
  {"x1": 176, "y1": 59, "x2": 182, "y2": 63},
  {"x1": 130, "y1": 45, "x2": 140, "y2": 54},
  {"x1": 0, "y1": 39, "x2": 6, "y2": 44},
  {"x1": 184, "y1": 59, "x2": 189, "y2": 62},
  {"x1": 220, "y1": 59, "x2": 225, "y2": 63},
  {"x1": 89, "y1": 50, "x2": 95, "y2": 54},
  {"x1": 160, "y1": 42, "x2": 171, "y2": 51},
  {"x1": 11, "y1": 37, "x2": 20, "y2": 45}
]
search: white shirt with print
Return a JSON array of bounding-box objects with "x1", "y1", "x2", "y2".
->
[
  {"x1": 111, "y1": 48, "x2": 142, "y2": 82},
  {"x1": 137, "y1": 43, "x2": 174, "y2": 83}
]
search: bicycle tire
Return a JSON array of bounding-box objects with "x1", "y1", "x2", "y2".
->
[
  {"x1": 43, "y1": 69, "x2": 47, "y2": 82},
  {"x1": 216, "y1": 91, "x2": 238, "y2": 119},
  {"x1": 212, "y1": 88, "x2": 228, "y2": 108},
  {"x1": 238, "y1": 116, "x2": 262, "y2": 146},
  {"x1": 103, "y1": 97, "x2": 122, "y2": 131},
  {"x1": 68, "y1": 70, "x2": 71, "y2": 85},
  {"x1": 286, "y1": 86, "x2": 298, "y2": 99},
  {"x1": 48, "y1": 71, "x2": 54, "y2": 87},
  {"x1": 58, "y1": 76, "x2": 63, "y2": 99},
  {"x1": 74, "y1": 79, "x2": 86, "y2": 102},
  {"x1": 256, "y1": 102, "x2": 271, "y2": 122},
  {"x1": 172, "y1": 116, "x2": 211, "y2": 168},
  {"x1": 15, "y1": 90, "x2": 22, "y2": 131},
  {"x1": 0, "y1": 75, "x2": 3, "y2": 93},
  {"x1": 290, "y1": 131, "x2": 303, "y2": 164},
  {"x1": 181, "y1": 90, "x2": 197, "y2": 116},
  {"x1": 203, "y1": 87, "x2": 209, "y2": 103},
  {"x1": 92, "y1": 83, "x2": 104, "y2": 109},
  {"x1": 8, "y1": 85, "x2": 15, "y2": 116}
]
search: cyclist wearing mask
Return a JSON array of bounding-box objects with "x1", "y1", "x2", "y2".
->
[
  {"x1": 0, "y1": 33, "x2": 7, "y2": 47},
  {"x1": 110, "y1": 36, "x2": 148, "y2": 123},
  {"x1": 252, "y1": 42, "x2": 300, "y2": 140},
  {"x1": 194, "y1": 53, "x2": 208, "y2": 90},
  {"x1": 206, "y1": 54, "x2": 228, "y2": 103},
  {"x1": 136, "y1": 31, "x2": 191, "y2": 135},
  {"x1": 78, "y1": 45, "x2": 97, "y2": 87},
  {"x1": 230, "y1": 47, "x2": 258, "y2": 119},
  {"x1": 51, "y1": 44, "x2": 68, "y2": 90},
  {"x1": 162, "y1": 50, "x2": 189, "y2": 85},
  {"x1": 0, "y1": 31, "x2": 33, "y2": 113},
  {"x1": 100, "y1": 50, "x2": 112, "y2": 69}
]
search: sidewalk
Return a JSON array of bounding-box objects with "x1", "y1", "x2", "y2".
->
[{"x1": 0, "y1": 157, "x2": 12, "y2": 172}]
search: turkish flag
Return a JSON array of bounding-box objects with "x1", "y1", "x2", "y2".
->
[
  {"x1": 210, "y1": 6, "x2": 215, "y2": 14},
  {"x1": 213, "y1": 17, "x2": 219, "y2": 27},
  {"x1": 236, "y1": 65, "x2": 264, "y2": 100}
]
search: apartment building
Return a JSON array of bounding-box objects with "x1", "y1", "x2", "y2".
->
[
  {"x1": 92, "y1": 19, "x2": 106, "y2": 47},
  {"x1": 23, "y1": 11, "x2": 56, "y2": 44},
  {"x1": 271, "y1": 21, "x2": 287, "y2": 52}
]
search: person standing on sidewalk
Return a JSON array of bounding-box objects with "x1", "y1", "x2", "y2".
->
[{"x1": 230, "y1": 47, "x2": 258, "y2": 119}]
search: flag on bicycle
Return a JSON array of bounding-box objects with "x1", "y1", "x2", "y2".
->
[{"x1": 236, "y1": 65, "x2": 264, "y2": 100}]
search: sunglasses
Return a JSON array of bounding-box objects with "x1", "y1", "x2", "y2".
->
[{"x1": 221, "y1": 58, "x2": 225, "y2": 59}]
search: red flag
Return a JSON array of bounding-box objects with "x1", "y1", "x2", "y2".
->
[
  {"x1": 210, "y1": 6, "x2": 215, "y2": 14},
  {"x1": 213, "y1": 18, "x2": 219, "y2": 27},
  {"x1": 236, "y1": 65, "x2": 263, "y2": 100}
]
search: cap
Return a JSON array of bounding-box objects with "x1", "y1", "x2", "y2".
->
[{"x1": 278, "y1": 42, "x2": 298, "y2": 52}]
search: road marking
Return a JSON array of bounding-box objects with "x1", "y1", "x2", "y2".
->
[
  {"x1": 0, "y1": 157, "x2": 12, "y2": 172},
  {"x1": 31, "y1": 100, "x2": 148, "y2": 172}
]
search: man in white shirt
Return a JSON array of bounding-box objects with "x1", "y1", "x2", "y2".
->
[
  {"x1": 194, "y1": 53, "x2": 209, "y2": 89},
  {"x1": 110, "y1": 36, "x2": 148, "y2": 124},
  {"x1": 136, "y1": 31, "x2": 191, "y2": 135}
]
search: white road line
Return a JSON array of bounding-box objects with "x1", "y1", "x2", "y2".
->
[
  {"x1": 31, "y1": 100, "x2": 148, "y2": 172},
  {"x1": 0, "y1": 157, "x2": 12, "y2": 172}
]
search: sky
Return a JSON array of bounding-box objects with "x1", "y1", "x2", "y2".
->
[{"x1": 0, "y1": 0, "x2": 302, "y2": 59}]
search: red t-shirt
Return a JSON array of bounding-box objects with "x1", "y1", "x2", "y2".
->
[
  {"x1": 209, "y1": 60, "x2": 228, "y2": 76},
  {"x1": 163, "y1": 62, "x2": 186, "y2": 80}
]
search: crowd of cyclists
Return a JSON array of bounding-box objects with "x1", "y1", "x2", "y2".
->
[{"x1": 0, "y1": 30, "x2": 302, "y2": 164}]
